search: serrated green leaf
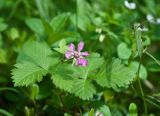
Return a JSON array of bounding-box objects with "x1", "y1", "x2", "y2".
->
[
  {"x1": 11, "y1": 62, "x2": 47, "y2": 86},
  {"x1": 117, "y1": 42, "x2": 131, "y2": 59},
  {"x1": 71, "y1": 53, "x2": 104, "y2": 79},
  {"x1": 51, "y1": 64, "x2": 75, "y2": 93},
  {"x1": 95, "y1": 59, "x2": 136, "y2": 90},
  {"x1": 17, "y1": 40, "x2": 56, "y2": 70},
  {"x1": 72, "y1": 79, "x2": 96, "y2": 100},
  {"x1": 94, "y1": 64, "x2": 108, "y2": 87},
  {"x1": 107, "y1": 59, "x2": 136, "y2": 89}
]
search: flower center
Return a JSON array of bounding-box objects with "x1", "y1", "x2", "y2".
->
[{"x1": 74, "y1": 51, "x2": 80, "y2": 59}]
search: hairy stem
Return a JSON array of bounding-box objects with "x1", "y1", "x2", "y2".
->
[{"x1": 137, "y1": 56, "x2": 148, "y2": 115}]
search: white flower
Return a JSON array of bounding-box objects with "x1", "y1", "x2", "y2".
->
[
  {"x1": 138, "y1": 27, "x2": 148, "y2": 32},
  {"x1": 96, "y1": 28, "x2": 102, "y2": 33},
  {"x1": 146, "y1": 14, "x2": 155, "y2": 23},
  {"x1": 95, "y1": 111, "x2": 103, "y2": 116},
  {"x1": 156, "y1": 18, "x2": 160, "y2": 24},
  {"x1": 99, "y1": 34, "x2": 105, "y2": 42},
  {"x1": 124, "y1": 0, "x2": 136, "y2": 10}
]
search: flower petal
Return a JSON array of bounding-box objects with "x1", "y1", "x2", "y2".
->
[
  {"x1": 69, "y1": 43, "x2": 75, "y2": 51},
  {"x1": 76, "y1": 58, "x2": 88, "y2": 66},
  {"x1": 65, "y1": 51, "x2": 73, "y2": 59},
  {"x1": 78, "y1": 41, "x2": 84, "y2": 52},
  {"x1": 81, "y1": 52, "x2": 89, "y2": 57}
]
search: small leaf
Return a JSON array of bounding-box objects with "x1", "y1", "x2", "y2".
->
[
  {"x1": 129, "y1": 103, "x2": 138, "y2": 116},
  {"x1": 54, "y1": 39, "x2": 68, "y2": 54},
  {"x1": 88, "y1": 108, "x2": 94, "y2": 116},
  {"x1": 10, "y1": 28, "x2": 19, "y2": 40},
  {"x1": 117, "y1": 42, "x2": 131, "y2": 59},
  {"x1": 24, "y1": 106, "x2": 35, "y2": 116},
  {"x1": 99, "y1": 105, "x2": 111, "y2": 116}
]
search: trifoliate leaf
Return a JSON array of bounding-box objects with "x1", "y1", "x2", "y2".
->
[
  {"x1": 129, "y1": 61, "x2": 147, "y2": 80},
  {"x1": 51, "y1": 53, "x2": 103, "y2": 99},
  {"x1": 95, "y1": 59, "x2": 136, "y2": 90},
  {"x1": 72, "y1": 79, "x2": 96, "y2": 100},
  {"x1": 117, "y1": 42, "x2": 131, "y2": 59},
  {"x1": 11, "y1": 62, "x2": 47, "y2": 86},
  {"x1": 17, "y1": 40, "x2": 56, "y2": 70},
  {"x1": 51, "y1": 64, "x2": 75, "y2": 93}
]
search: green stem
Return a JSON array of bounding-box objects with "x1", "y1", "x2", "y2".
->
[
  {"x1": 137, "y1": 56, "x2": 148, "y2": 115},
  {"x1": 145, "y1": 51, "x2": 160, "y2": 66},
  {"x1": 7, "y1": 0, "x2": 22, "y2": 20},
  {"x1": 76, "y1": 0, "x2": 78, "y2": 33}
]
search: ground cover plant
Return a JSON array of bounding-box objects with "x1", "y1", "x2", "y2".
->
[{"x1": 0, "y1": 0, "x2": 160, "y2": 116}]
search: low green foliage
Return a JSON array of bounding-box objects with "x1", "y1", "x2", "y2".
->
[{"x1": 0, "y1": 0, "x2": 160, "y2": 115}]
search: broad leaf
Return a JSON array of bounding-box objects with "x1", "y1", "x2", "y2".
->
[
  {"x1": 11, "y1": 62, "x2": 47, "y2": 86},
  {"x1": 17, "y1": 40, "x2": 56, "y2": 70},
  {"x1": 25, "y1": 18, "x2": 44, "y2": 35},
  {"x1": 71, "y1": 53, "x2": 104, "y2": 79},
  {"x1": 50, "y1": 13, "x2": 70, "y2": 32},
  {"x1": 72, "y1": 79, "x2": 96, "y2": 100},
  {"x1": 51, "y1": 64, "x2": 75, "y2": 93},
  {"x1": 95, "y1": 59, "x2": 136, "y2": 90}
]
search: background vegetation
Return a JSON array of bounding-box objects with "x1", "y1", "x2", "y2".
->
[{"x1": 0, "y1": 0, "x2": 160, "y2": 115}]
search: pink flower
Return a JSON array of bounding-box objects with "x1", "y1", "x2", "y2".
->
[{"x1": 65, "y1": 41, "x2": 89, "y2": 66}]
